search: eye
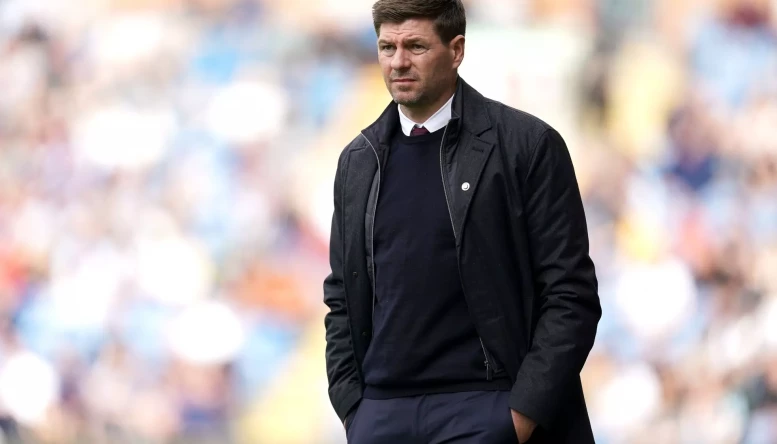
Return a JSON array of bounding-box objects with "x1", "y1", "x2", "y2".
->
[
  {"x1": 410, "y1": 44, "x2": 427, "y2": 54},
  {"x1": 380, "y1": 45, "x2": 396, "y2": 54}
]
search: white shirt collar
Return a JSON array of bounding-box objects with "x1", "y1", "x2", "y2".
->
[{"x1": 398, "y1": 94, "x2": 454, "y2": 136}]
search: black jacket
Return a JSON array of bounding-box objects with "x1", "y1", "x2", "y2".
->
[{"x1": 324, "y1": 77, "x2": 601, "y2": 443}]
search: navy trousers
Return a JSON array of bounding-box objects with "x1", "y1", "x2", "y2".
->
[{"x1": 345, "y1": 391, "x2": 519, "y2": 444}]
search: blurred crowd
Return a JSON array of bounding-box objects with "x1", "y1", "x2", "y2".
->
[{"x1": 0, "y1": 0, "x2": 774, "y2": 442}]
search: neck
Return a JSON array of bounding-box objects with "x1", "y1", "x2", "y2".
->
[{"x1": 400, "y1": 85, "x2": 456, "y2": 123}]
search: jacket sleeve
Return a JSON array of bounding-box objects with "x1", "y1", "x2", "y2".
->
[
  {"x1": 509, "y1": 128, "x2": 602, "y2": 430},
  {"x1": 323, "y1": 151, "x2": 363, "y2": 422}
]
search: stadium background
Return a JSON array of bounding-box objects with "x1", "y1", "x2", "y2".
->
[{"x1": 0, "y1": 0, "x2": 775, "y2": 442}]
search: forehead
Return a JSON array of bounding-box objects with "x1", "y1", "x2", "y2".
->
[{"x1": 378, "y1": 18, "x2": 439, "y2": 42}]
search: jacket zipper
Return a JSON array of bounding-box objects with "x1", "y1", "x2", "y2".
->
[
  {"x1": 438, "y1": 125, "x2": 493, "y2": 381},
  {"x1": 361, "y1": 133, "x2": 380, "y2": 324}
]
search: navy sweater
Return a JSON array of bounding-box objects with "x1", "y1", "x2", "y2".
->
[{"x1": 362, "y1": 127, "x2": 510, "y2": 399}]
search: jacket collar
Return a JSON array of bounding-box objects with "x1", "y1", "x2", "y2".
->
[{"x1": 362, "y1": 76, "x2": 492, "y2": 147}]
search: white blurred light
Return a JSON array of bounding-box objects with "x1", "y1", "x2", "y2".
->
[
  {"x1": 11, "y1": 199, "x2": 55, "y2": 259},
  {"x1": 314, "y1": 0, "x2": 374, "y2": 31},
  {"x1": 167, "y1": 300, "x2": 245, "y2": 365},
  {"x1": 232, "y1": 183, "x2": 274, "y2": 246},
  {"x1": 206, "y1": 81, "x2": 289, "y2": 145},
  {"x1": 467, "y1": 0, "x2": 528, "y2": 26},
  {"x1": 135, "y1": 233, "x2": 214, "y2": 307},
  {"x1": 0, "y1": 352, "x2": 59, "y2": 426},
  {"x1": 458, "y1": 26, "x2": 590, "y2": 151},
  {"x1": 761, "y1": 296, "x2": 777, "y2": 350},
  {"x1": 73, "y1": 104, "x2": 176, "y2": 171},
  {"x1": 707, "y1": 315, "x2": 763, "y2": 375},
  {"x1": 614, "y1": 257, "x2": 697, "y2": 341},
  {"x1": 91, "y1": 13, "x2": 167, "y2": 65},
  {"x1": 48, "y1": 242, "x2": 129, "y2": 330},
  {"x1": 0, "y1": 46, "x2": 48, "y2": 109},
  {"x1": 595, "y1": 363, "x2": 663, "y2": 435},
  {"x1": 288, "y1": 145, "x2": 339, "y2": 245},
  {"x1": 264, "y1": 0, "x2": 371, "y2": 31},
  {"x1": 311, "y1": 179, "x2": 335, "y2": 244}
]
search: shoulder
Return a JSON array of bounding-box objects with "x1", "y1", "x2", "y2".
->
[
  {"x1": 483, "y1": 98, "x2": 557, "y2": 142},
  {"x1": 481, "y1": 98, "x2": 565, "y2": 162},
  {"x1": 335, "y1": 134, "x2": 372, "y2": 167}
]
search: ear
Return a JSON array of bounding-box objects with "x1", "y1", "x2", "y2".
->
[{"x1": 449, "y1": 35, "x2": 465, "y2": 69}]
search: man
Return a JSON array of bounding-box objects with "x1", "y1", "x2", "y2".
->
[{"x1": 323, "y1": 1, "x2": 602, "y2": 442}]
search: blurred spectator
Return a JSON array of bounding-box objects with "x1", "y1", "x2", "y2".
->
[{"x1": 0, "y1": 0, "x2": 772, "y2": 442}]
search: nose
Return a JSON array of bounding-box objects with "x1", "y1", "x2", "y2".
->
[{"x1": 390, "y1": 47, "x2": 411, "y2": 71}]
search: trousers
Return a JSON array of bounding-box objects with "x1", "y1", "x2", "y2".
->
[{"x1": 346, "y1": 391, "x2": 520, "y2": 444}]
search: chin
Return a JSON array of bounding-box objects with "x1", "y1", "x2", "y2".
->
[
  {"x1": 393, "y1": 97, "x2": 421, "y2": 107},
  {"x1": 391, "y1": 91, "x2": 422, "y2": 106}
]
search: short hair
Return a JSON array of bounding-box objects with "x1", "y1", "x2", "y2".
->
[{"x1": 372, "y1": 0, "x2": 466, "y2": 44}]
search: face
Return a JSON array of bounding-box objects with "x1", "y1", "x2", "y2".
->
[{"x1": 377, "y1": 19, "x2": 464, "y2": 110}]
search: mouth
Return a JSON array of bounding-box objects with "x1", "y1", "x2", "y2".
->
[{"x1": 392, "y1": 79, "x2": 416, "y2": 83}]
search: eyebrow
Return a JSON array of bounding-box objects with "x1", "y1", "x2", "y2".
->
[{"x1": 378, "y1": 38, "x2": 427, "y2": 46}]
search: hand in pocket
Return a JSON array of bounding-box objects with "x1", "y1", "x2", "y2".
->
[{"x1": 511, "y1": 409, "x2": 537, "y2": 443}]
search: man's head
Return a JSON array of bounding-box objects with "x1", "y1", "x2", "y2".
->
[{"x1": 372, "y1": 0, "x2": 466, "y2": 119}]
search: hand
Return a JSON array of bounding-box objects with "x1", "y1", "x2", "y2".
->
[{"x1": 510, "y1": 409, "x2": 537, "y2": 444}]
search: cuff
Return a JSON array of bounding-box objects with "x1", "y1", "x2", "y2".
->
[
  {"x1": 509, "y1": 387, "x2": 554, "y2": 431},
  {"x1": 333, "y1": 384, "x2": 363, "y2": 422}
]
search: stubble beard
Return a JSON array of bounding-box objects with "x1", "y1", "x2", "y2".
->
[{"x1": 391, "y1": 83, "x2": 429, "y2": 108}]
